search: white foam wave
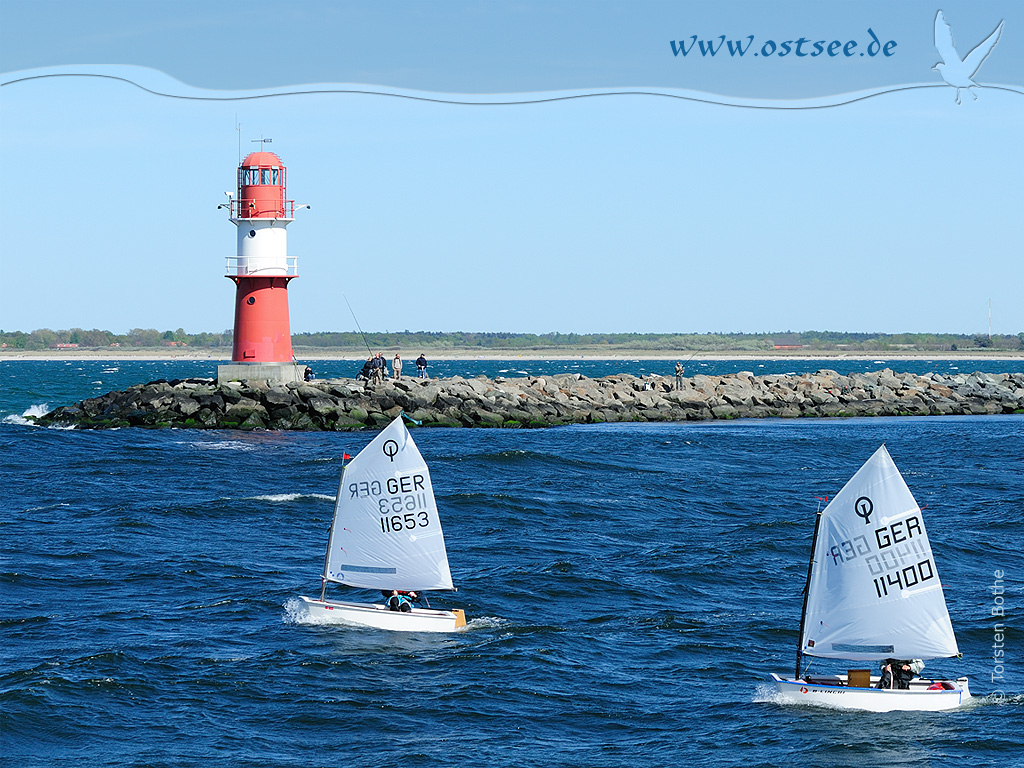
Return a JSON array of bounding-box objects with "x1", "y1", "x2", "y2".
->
[
  {"x1": 24, "y1": 502, "x2": 72, "y2": 513},
  {"x1": 282, "y1": 597, "x2": 314, "y2": 624},
  {"x1": 189, "y1": 441, "x2": 258, "y2": 452},
  {"x1": 3, "y1": 403, "x2": 51, "y2": 426},
  {"x1": 251, "y1": 492, "x2": 335, "y2": 503},
  {"x1": 752, "y1": 682, "x2": 787, "y2": 705},
  {"x1": 282, "y1": 597, "x2": 358, "y2": 627},
  {"x1": 462, "y1": 616, "x2": 509, "y2": 631},
  {"x1": 966, "y1": 692, "x2": 1024, "y2": 707}
]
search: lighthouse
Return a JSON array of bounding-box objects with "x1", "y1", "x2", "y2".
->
[{"x1": 218, "y1": 149, "x2": 308, "y2": 384}]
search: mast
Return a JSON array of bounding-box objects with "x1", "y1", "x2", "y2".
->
[
  {"x1": 795, "y1": 500, "x2": 825, "y2": 679},
  {"x1": 319, "y1": 462, "x2": 348, "y2": 601}
]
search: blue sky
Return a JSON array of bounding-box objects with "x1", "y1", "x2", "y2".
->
[{"x1": 1, "y1": 1, "x2": 1021, "y2": 336}]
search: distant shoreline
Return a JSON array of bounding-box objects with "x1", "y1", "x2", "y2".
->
[{"x1": 3, "y1": 349, "x2": 1023, "y2": 363}]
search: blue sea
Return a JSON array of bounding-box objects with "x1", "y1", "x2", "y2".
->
[{"x1": 3, "y1": 359, "x2": 1023, "y2": 767}]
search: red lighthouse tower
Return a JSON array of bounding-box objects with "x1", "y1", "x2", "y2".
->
[{"x1": 220, "y1": 150, "x2": 308, "y2": 381}]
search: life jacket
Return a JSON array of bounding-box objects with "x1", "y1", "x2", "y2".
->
[{"x1": 386, "y1": 593, "x2": 412, "y2": 611}]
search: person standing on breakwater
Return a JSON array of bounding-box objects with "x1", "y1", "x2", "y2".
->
[
  {"x1": 393, "y1": 354, "x2": 403, "y2": 380},
  {"x1": 675, "y1": 362, "x2": 684, "y2": 390},
  {"x1": 370, "y1": 353, "x2": 388, "y2": 385},
  {"x1": 416, "y1": 354, "x2": 428, "y2": 378},
  {"x1": 359, "y1": 356, "x2": 373, "y2": 381}
]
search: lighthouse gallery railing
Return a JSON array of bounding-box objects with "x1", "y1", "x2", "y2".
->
[{"x1": 225, "y1": 257, "x2": 298, "y2": 277}]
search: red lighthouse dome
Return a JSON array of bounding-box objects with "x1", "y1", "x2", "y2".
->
[{"x1": 236, "y1": 151, "x2": 290, "y2": 218}]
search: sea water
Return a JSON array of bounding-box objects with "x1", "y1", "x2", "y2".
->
[{"x1": 2, "y1": 360, "x2": 1022, "y2": 767}]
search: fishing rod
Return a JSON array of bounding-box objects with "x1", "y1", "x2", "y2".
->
[
  {"x1": 343, "y1": 294, "x2": 375, "y2": 357},
  {"x1": 676, "y1": 339, "x2": 708, "y2": 375}
]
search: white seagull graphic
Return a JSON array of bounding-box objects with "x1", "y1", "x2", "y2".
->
[{"x1": 933, "y1": 11, "x2": 1004, "y2": 104}]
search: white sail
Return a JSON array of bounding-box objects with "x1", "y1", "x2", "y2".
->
[
  {"x1": 323, "y1": 416, "x2": 454, "y2": 592},
  {"x1": 800, "y1": 445, "x2": 959, "y2": 661}
]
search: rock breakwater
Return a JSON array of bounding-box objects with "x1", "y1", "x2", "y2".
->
[
  {"x1": 32, "y1": 368, "x2": 1024, "y2": 430},
  {"x1": 33, "y1": 369, "x2": 1024, "y2": 431}
]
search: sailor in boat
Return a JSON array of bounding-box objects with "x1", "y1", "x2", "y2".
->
[
  {"x1": 383, "y1": 590, "x2": 421, "y2": 612},
  {"x1": 877, "y1": 659, "x2": 924, "y2": 690}
]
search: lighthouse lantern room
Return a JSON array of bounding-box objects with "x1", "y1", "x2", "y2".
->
[{"x1": 218, "y1": 150, "x2": 307, "y2": 384}]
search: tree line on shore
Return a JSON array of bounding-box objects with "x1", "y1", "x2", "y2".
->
[{"x1": 2, "y1": 328, "x2": 1022, "y2": 352}]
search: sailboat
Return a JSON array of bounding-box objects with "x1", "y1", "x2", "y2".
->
[
  {"x1": 770, "y1": 445, "x2": 970, "y2": 711},
  {"x1": 299, "y1": 415, "x2": 467, "y2": 632}
]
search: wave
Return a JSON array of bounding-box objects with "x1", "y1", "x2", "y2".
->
[
  {"x1": 964, "y1": 692, "x2": 1024, "y2": 707},
  {"x1": 9, "y1": 65, "x2": 1023, "y2": 113},
  {"x1": 2, "y1": 403, "x2": 50, "y2": 426},
  {"x1": 462, "y1": 615, "x2": 509, "y2": 631},
  {"x1": 249, "y1": 492, "x2": 335, "y2": 503},
  {"x1": 185, "y1": 440, "x2": 258, "y2": 452},
  {"x1": 22, "y1": 502, "x2": 71, "y2": 513}
]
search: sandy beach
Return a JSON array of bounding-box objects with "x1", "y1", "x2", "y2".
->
[{"x1": 2, "y1": 348, "x2": 1022, "y2": 363}]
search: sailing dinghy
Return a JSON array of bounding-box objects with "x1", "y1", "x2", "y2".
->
[
  {"x1": 300, "y1": 415, "x2": 466, "y2": 632},
  {"x1": 770, "y1": 445, "x2": 969, "y2": 711}
]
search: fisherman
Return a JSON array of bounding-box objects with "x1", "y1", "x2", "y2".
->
[
  {"x1": 358, "y1": 356, "x2": 373, "y2": 381},
  {"x1": 370, "y1": 352, "x2": 388, "y2": 385},
  {"x1": 382, "y1": 589, "x2": 419, "y2": 612},
  {"x1": 416, "y1": 354, "x2": 428, "y2": 379},
  {"x1": 674, "y1": 362, "x2": 684, "y2": 390},
  {"x1": 877, "y1": 659, "x2": 924, "y2": 689}
]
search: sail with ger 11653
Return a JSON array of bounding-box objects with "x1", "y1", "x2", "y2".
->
[{"x1": 324, "y1": 416, "x2": 454, "y2": 592}]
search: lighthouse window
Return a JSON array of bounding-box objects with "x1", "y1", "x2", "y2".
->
[
  {"x1": 248, "y1": 230, "x2": 256, "y2": 238},
  {"x1": 261, "y1": 169, "x2": 271, "y2": 185},
  {"x1": 247, "y1": 296, "x2": 256, "y2": 305},
  {"x1": 271, "y1": 169, "x2": 280, "y2": 185}
]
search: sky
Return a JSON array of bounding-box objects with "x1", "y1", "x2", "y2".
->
[{"x1": 1, "y1": 1, "x2": 1021, "y2": 336}]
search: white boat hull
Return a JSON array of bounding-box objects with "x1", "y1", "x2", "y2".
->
[
  {"x1": 299, "y1": 596, "x2": 466, "y2": 633},
  {"x1": 769, "y1": 673, "x2": 970, "y2": 712}
]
